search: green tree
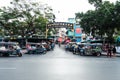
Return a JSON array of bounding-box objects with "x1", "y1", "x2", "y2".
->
[
  {"x1": 88, "y1": 0, "x2": 102, "y2": 8},
  {"x1": 0, "y1": 0, "x2": 55, "y2": 38},
  {"x1": 75, "y1": 0, "x2": 120, "y2": 43}
]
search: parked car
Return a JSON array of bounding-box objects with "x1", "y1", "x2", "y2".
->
[
  {"x1": 115, "y1": 46, "x2": 120, "y2": 54},
  {"x1": 78, "y1": 43, "x2": 86, "y2": 55},
  {"x1": 33, "y1": 45, "x2": 47, "y2": 54},
  {"x1": 78, "y1": 43, "x2": 102, "y2": 56},
  {"x1": 26, "y1": 42, "x2": 47, "y2": 54},
  {"x1": 65, "y1": 43, "x2": 70, "y2": 51},
  {"x1": 0, "y1": 42, "x2": 22, "y2": 57}
]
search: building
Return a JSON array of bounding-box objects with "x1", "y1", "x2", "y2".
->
[{"x1": 67, "y1": 18, "x2": 82, "y2": 42}]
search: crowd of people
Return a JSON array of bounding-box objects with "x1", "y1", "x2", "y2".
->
[
  {"x1": 105, "y1": 44, "x2": 116, "y2": 57},
  {"x1": 101, "y1": 43, "x2": 117, "y2": 57}
]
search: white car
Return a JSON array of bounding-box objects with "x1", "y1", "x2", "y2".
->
[{"x1": 116, "y1": 46, "x2": 120, "y2": 54}]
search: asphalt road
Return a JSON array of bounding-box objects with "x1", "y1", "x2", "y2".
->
[{"x1": 0, "y1": 45, "x2": 120, "y2": 80}]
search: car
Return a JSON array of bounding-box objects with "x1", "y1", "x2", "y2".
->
[
  {"x1": 78, "y1": 43, "x2": 102, "y2": 56},
  {"x1": 0, "y1": 42, "x2": 22, "y2": 57},
  {"x1": 78, "y1": 43, "x2": 86, "y2": 55},
  {"x1": 33, "y1": 45, "x2": 47, "y2": 54},
  {"x1": 26, "y1": 42, "x2": 47, "y2": 54},
  {"x1": 65, "y1": 43, "x2": 70, "y2": 51},
  {"x1": 67, "y1": 42, "x2": 77, "y2": 52}
]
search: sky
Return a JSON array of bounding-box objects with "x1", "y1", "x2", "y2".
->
[
  {"x1": 44, "y1": 0, "x2": 95, "y2": 21},
  {"x1": 0, "y1": 0, "x2": 117, "y2": 22}
]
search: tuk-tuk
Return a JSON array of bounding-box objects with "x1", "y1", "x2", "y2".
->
[
  {"x1": 0, "y1": 42, "x2": 22, "y2": 57},
  {"x1": 26, "y1": 42, "x2": 47, "y2": 54},
  {"x1": 78, "y1": 43, "x2": 102, "y2": 56}
]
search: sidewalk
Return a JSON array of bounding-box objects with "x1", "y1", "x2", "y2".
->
[{"x1": 102, "y1": 51, "x2": 120, "y2": 57}]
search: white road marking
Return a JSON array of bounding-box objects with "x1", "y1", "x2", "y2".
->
[{"x1": 0, "y1": 68, "x2": 16, "y2": 70}]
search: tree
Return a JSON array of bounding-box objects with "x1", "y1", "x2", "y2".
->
[
  {"x1": 114, "y1": 1, "x2": 120, "y2": 31},
  {"x1": 75, "y1": 0, "x2": 120, "y2": 43},
  {"x1": 88, "y1": 0, "x2": 102, "y2": 8},
  {"x1": 0, "y1": 0, "x2": 55, "y2": 38},
  {"x1": 76, "y1": 10, "x2": 99, "y2": 37}
]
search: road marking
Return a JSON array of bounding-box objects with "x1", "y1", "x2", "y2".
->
[{"x1": 0, "y1": 68, "x2": 16, "y2": 70}]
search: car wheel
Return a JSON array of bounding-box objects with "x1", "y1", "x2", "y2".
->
[
  {"x1": 44, "y1": 51, "x2": 47, "y2": 54},
  {"x1": 6, "y1": 53, "x2": 10, "y2": 57},
  {"x1": 18, "y1": 53, "x2": 22, "y2": 57},
  {"x1": 73, "y1": 51, "x2": 76, "y2": 54},
  {"x1": 3, "y1": 53, "x2": 9, "y2": 57},
  {"x1": 96, "y1": 52, "x2": 101, "y2": 56}
]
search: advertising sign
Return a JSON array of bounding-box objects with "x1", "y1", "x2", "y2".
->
[
  {"x1": 74, "y1": 25, "x2": 82, "y2": 37},
  {"x1": 47, "y1": 22, "x2": 73, "y2": 29}
]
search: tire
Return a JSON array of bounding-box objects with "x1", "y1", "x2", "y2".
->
[
  {"x1": 80, "y1": 52, "x2": 84, "y2": 56},
  {"x1": 18, "y1": 53, "x2": 22, "y2": 57},
  {"x1": 96, "y1": 52, "x2": 101, "y2": 56},
  {"x1": 73, "y1": 51, "x2": 76, "y2": 54},
  {"x1": 44, "y1": 50, "x2": 47, "y2": 54},
  {"x1": 3, "y1": 53, "x2": 9, "y2": 57},
  {"x1": 6, "y1": 53, "x2": 9, "y2": 57}
]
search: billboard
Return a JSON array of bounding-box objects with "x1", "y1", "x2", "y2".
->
[
  {"x1": 74, "y1": 25, "x2": 82, "y2": 37},
  {"x1": 47, "y1": 22, "x2": 73, "y2": 29}
]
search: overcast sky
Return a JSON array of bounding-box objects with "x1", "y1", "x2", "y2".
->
[
  {"x1": 43, "y1": 0, "x2": 95, "y2": 21},
  {"x1": 0, "y1": 0, "x2": 117, "y2": 22}
]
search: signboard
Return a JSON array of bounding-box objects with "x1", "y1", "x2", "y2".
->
[
  {"x1": 47, "y1": 22, "x2": 73, "y2": 29},
  {"x1": 68, "y1": 31, "x2": 74, "y2": 36},
  {"x1": 76, "y1": 28, "x2": 81, "y2": 34},
  {"x1": 74, "y1": 25, "x2": 82, "y2": 37}
]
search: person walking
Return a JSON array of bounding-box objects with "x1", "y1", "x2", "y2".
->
[
  {"x1": 58, "y1": 37, "x2": 62, "y2": 47},
  {"x1": 112, "y1": 46, "x2": 116, "y2": 57},
  {"x1": 51, "y1": 41, "x2": 55, "y2": 50},
  {"x1": 58, "y1": 41, "x2": 61, "y2": 47},
  {"x1": 107, "y1": 46, "x2": 112, "y2": 57}
]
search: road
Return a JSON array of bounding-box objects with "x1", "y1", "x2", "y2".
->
[{"x1": 0, "y1": 45, "x2": 120, "y2": 80}]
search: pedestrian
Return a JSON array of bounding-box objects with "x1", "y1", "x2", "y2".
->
[
  {"x1": 51, "y1": 42, "x2": 55, "y2": 50},
  {"x1": 106, "y1": 43, "x2": 109, "y2": 52},
  {"x1": 107, "y1": 46, "x2": 112, "y2": 57},
  {"x1": 58, "y1": 41, "x2": 61, "y2": 47},
  {"x1": 112, "y1": 46, "x2": 116, "y2": 57}
]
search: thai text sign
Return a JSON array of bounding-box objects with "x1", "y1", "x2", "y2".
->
[{"x1": 47, "y1": 22, "x2": 73, "y2": 29}]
